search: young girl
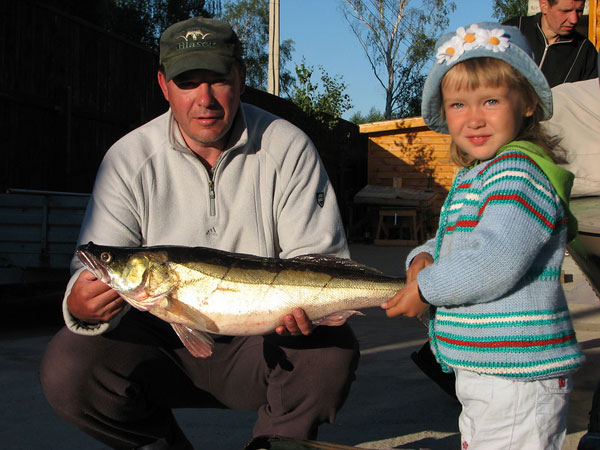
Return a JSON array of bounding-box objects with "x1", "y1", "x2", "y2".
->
[{"x1": 382, "y1": 22, "x2": 584, "y2": 450}]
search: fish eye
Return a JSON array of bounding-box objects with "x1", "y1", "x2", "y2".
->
[{"x1": 100, "y1": 252, "x2": 112, "y2": 263}]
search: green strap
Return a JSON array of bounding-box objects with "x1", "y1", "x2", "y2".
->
[{"x1": 497, "y1": 140, "x2": 578, "y2": 242}]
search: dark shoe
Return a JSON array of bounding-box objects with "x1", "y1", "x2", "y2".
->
[{"x1": 411, "y1": 341, "x2": 457, "y2": 400}]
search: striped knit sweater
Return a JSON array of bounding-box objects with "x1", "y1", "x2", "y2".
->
[{"x1": 408, "y1": 142, "x2": 584, "y2": 380}]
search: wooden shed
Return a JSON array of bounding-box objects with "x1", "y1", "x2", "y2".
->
[
  {"x1": 359, "y1": 117, "x2": 453, "y2": 215},
  {"x1": 350, "y1": 117, "x2": 453, "y2": 244}
]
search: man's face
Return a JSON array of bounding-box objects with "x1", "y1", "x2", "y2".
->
[
  {"x1": 540, "y1": 0, "x2": 585, "y2": 39},
  {"x1": 158, "y1": 64, "x2": 246, "y2": 153}
]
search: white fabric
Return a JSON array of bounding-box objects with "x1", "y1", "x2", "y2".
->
[
  {"x1": 456, "y1": 369, "x2": 571, "y2": 450},
  {"x1": 542, "y1": 78, "x2": 600, "y2": 197}
]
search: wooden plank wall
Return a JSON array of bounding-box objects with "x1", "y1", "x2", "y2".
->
[
  {"x1": 359, "y1": 117, "x2": 454, "y2": 214},
  {"x1": 591, "y1": 0, "x2": 599, "y2": 49},
  {"x1": 1, "y1": 1, "x2": 167, "y2": 194}
]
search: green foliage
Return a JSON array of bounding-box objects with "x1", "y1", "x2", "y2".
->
[
  {"x1": 291, "y1": 61, "x2": 352, "y2": 129},
  {"x1": 219, "y1": 0, "x2": 295, "y2": 93},
  {"x1": 37, "y1": 0, "x2": 220, "y2": 49},
  {"x1": 349, "y1": 107, "x2": 385, "y2": 125},
  {"x1": 492, "y1": 0, "x2": 528, "y2": 22}
]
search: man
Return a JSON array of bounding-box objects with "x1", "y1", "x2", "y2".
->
[
  {"x1": 503, "y1": 0, "x2": 597, "y2": 87},
  {"x1": 40, "y1": 17, "x2": 359, "y2": 450}
]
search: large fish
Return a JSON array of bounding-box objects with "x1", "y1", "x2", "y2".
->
[{"x1": 76, "y1": 242, "x2": 404, "y2": 358}]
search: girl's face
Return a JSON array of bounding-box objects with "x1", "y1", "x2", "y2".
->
[{"x1": 442, "y1": 82, "x2": 534, "y2": 162}]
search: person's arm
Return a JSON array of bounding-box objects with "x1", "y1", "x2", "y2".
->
[
  {"x1": 273, "y1": 126, "x2": 349, "y2": 260},
  {"x1": 63, "y1": 137, "x2": 145, "y2": 335},
  {"x1": 272, "y1": 126, "x2": 349, "y2": 335},
  {"x1": 381, "y1": 251, "x2": 433, "y2": 318}
]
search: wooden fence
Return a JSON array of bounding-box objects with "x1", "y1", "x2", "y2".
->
[{"x1": 1, "y1": 1, "x2": 167, "y2": 193}]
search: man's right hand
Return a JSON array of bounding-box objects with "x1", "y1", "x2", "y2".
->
[{"x1": 67, "y1": 270, "x2": 125, "y2": 324}]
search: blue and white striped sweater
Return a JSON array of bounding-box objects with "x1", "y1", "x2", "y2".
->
[{"x1": 408, "y1": 145, "x2": 584, "y2": 380}]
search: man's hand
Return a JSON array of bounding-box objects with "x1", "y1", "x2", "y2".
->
[
  {"x1": 275, "y1": 308, "x2": 315, "y2": 336},
  {"x1": 67, "y1": 270, "x2": 125, "y2": 324},
  {"x1": 381, "y1": 280, "x2": 429, "y2": 318}
]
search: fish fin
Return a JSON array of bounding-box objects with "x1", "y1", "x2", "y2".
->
[
  {"x1": 292, "y1": 254, "x2": 385, "y2": 275},
  {"x1": 313, "y1": 310, "x2": 364, "y2": 327},
  {"x1": 120, "y1": 293, "x2": 166, "y2": 312},
  {"x1": 170, "y1": 323, "x2": 214, "y2": 358}
]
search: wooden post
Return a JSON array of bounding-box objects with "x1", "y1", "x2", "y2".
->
[{"x1": 590, "y1": 0, "x2": 599, "y2": 49}]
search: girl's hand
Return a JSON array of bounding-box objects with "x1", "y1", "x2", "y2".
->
[
  {"x1": 406, "y1": 252, "x2": 434, "y2": 282},
  {"x1": 381, "y1": 280, "x2": 429, "y2": 318}
]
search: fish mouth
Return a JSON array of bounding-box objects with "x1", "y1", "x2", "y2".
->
[{"x1": 76, "y1": 249, "x2": 110, "y2": 283}]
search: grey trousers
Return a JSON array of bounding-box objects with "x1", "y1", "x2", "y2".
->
[{"x1": 39, "y1": 309, "x2": 360, "y2": 449}]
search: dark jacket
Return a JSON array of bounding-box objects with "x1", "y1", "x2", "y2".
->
[{"x1": 503, "y1": 13, "x2": 598, "y2": 87}]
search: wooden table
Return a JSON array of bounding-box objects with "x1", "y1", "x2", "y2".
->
[{"x1": 349, "y1": 185, "x2": 438, "y2": 246}]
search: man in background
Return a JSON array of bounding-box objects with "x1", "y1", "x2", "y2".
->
[{"x1": 503, "y1": 0, "x2": 597, "y2": 87}]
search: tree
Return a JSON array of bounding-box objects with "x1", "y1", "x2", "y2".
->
[
  {"x1": 341, "y1": 0, "x2": 455, "y2": 120},
  {"x1": 349, "y1": 107, "x2": 386, "y2": 124},
  {"x1": 219, "y1": 0, "x2": 295, "y2": 94},
  {"x1": 291, "y1": 61, "x2": 352, "y2": 129},
  {"x1": 144, "y1": 0, "x2": 221, "y2": 45},
  {"x1": 37, "y1": 0, "x2": 220, "y2": 50},
  {"x1": 492, "y1": 0, "x2": 528, "y2": 22}
]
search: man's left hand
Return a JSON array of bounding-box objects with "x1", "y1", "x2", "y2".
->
[{"x1": 276, "y1": 307, "x2": 315, "y2": 336}]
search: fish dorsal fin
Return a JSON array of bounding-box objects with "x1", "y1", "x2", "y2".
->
[{"x1": 291, "y1": 254, "x2": 385, "y2": 275}]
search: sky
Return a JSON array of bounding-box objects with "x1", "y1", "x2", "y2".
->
[{"x1": 279, "y1": 0, "x2": 497, "y2": 119}]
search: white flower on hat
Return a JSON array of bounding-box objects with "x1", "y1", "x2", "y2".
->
[
  {"x1": 436, "y1": 35, "x2": 464, "y2": 65},
  {"x1": 456, "y1": 24, "x2": 483, "y2": 50},
  {"x1": 481, "y1": 27, "x2": 510, "y2": 52}
]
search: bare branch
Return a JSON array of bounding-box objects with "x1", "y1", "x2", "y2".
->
[{"x1": 342, "y1": 0, "x2": 455, "y2": 119}]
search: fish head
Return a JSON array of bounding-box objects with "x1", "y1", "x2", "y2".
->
[{"x1": 76, "y1": 242, "x2": 178, "y2": 309}]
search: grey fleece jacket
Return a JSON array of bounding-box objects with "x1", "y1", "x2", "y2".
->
[{"x1": 63, "y1": 103, "x2": 349, "y2": 335}]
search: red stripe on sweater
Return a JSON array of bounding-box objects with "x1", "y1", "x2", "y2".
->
[
  {"x1": 438, "y1": 333, "x2": 575, "y2": 348},
  {"x1": 446, "y1": 220, "x2": 479, "y2": 232},
  {"x1": 479, "y1": 194, "x2": 554, "y2": 229},
  {"x1": 479, "y1": 152, "x2": 534, "y2": 176}
]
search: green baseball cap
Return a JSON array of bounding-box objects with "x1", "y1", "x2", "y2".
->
[{"x1": 159, "y1": 17, "x2": 243, "y2": 81}]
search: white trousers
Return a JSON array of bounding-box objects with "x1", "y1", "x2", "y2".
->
[{"x1": 455, "y1": 369, "x2": 572, "y2": 450}]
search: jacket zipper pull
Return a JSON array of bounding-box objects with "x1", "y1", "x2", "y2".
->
[{"x1": 209, "y1": 180, "x2": 216, "y2": 216}]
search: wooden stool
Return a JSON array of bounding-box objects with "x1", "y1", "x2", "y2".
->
[{"x1": 374, "y1": 208, "x2": 419, "y2": 246}]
